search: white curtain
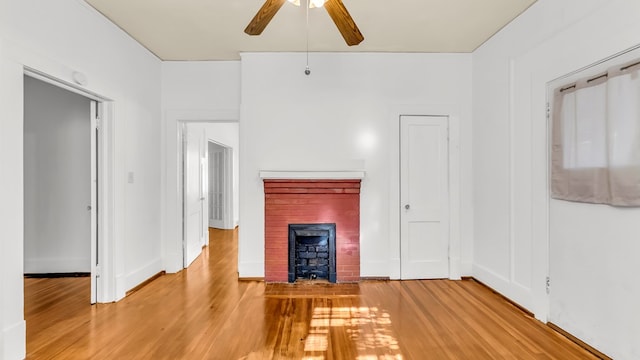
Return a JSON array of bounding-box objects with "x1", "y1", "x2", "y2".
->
[{"x1": 551, "y1": 60, "x2": 640, "y2": 206}]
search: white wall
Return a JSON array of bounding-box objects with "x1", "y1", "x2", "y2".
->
[
  {"x1": 0, "y1": 35, "x2": 26, "y2": 360},
  {"x1": 161, "y1": 61, "x2": 240, "y2": 272},
  {"x1": 23, "y1": 76, "x2": 92, "y2": 273},
  {"x1": 473, "y1": 0, "x2": 640, "y2": 358},
  {"x1": 0, "y1": 0, "x2": 162, "y2": 358},
  {"x1": 239, "y1": 53, "x2": 474, "y2": 279},
  {"x1": 203, "y1": 123, "x2": 240, "y2": 227}
]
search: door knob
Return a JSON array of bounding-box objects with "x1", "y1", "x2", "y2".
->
[
  {"x1": 404, "y1": 204, "x2": 410, "y2": 210},
  {"x1": 87, "y1": 205, "x2": 92, "y2": 211}
]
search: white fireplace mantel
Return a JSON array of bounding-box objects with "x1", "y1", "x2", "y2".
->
[{"x1": 259, "y1": 170, "x2": 365, "y2": 180}]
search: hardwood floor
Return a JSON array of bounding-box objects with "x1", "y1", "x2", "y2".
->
[{"x1": 25, "y1": 229, "x2": 598, "y2": 359}]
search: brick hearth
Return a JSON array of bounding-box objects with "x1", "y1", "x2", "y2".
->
[{"x1": 263, "y1": 179, "x2": 361, "y2": 282}]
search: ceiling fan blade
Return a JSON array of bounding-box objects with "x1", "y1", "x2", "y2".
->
[
  {"x1": 324, "y1": 0, "x2": 364, "y2": 46},
  {"x1": 244, "y1": 0, "x2": 287, "y2": 36}
]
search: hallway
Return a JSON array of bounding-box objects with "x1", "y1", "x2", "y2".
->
[{"x1": 25, "y1": 229, "x2": 596, "y2": 359}]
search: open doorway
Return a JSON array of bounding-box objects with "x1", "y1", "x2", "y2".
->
[
  {"x1": 23, "y1": 74, "x2": 99, "y2": 304},
  {"x1": 178, "y1": 121, "x2": 239, "y2": 269}
]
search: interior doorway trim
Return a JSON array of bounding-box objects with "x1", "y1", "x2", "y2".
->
[
  {"x1": 23, "y1": 67, "x2": 116, "y2": 303},
  {"x1": 164, "y1": 110, "x2": 239, "y2": 273},
  {"x1": 388, "y1": 105, "x2": 462, "y2": 281},
  {"x1": 24, "y1": 67, "x2": 110, "y2": 102}
]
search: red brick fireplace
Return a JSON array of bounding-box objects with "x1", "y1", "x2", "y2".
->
[{"x1": 261, "y1": 172, "x2": 363, "y2": 283}]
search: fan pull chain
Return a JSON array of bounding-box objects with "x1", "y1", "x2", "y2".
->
[{"x1": 305, "y1": 0, "x2": 311, "y2": 75}]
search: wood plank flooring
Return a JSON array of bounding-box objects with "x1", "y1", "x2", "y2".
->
[{"x1": 25, "y1": 229, "x2": 599, "y2": 359}]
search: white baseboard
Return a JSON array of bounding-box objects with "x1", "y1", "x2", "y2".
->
[
  {"x1": 24, "y1": 257, "x2": 90, "y2": 273},
  {"x1": 360, "y1": 260, "x2": 389, "y2": 278},
  {"x1": 387, "y1": 258, "x2": 469, "y2": 280},
  {"x1": 164, "y1": 248, "x2": 182, "y2": 274},
  {"x1": 473, "y1": 263, "x2": 533, "y2": 312},
  {"x1": 124, "y1": 258, "x2": 163, "y2": 295},
  {"x1": 115, "y1": 274, "x2": 127, "y2": 302},
  {"x1": 389, "y1": 258, "x2": 401, "y2": 280},
  {"x1": 2, "y1": 320, "x2": 25, "y2": 360},
  {"x1": 459, "y1": 261, "x2": 473, "y2": 276},
  {"x1": 449, "y1": 256, "x2": 462, "y2": 280},
  {"x1": 238, "y1": 261, "x2": 264, "y2": 278}
]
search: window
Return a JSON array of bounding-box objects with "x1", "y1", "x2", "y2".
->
[{"x1": 551, "y1": 58, "x2": 640, "y2": 206}]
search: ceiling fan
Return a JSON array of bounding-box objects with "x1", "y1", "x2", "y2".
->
[{"x1": 244, "y1": 0, "x2": 364, "y2": 46}]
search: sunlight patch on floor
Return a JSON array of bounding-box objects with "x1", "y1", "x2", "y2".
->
[{"x1": 304, "y1": 306, "x2": 403, "y2": 359}]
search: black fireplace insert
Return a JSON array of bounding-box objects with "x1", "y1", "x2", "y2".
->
[{"x1": 288, "y1": 223, "x2": 336, "y2": 283}]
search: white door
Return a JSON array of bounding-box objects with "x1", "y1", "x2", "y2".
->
[
  {"x1": 90, "y1": 101, "x2": 98, "y2": 304},
  {"x1": 183, "y1": 124, "x2": 208, "y2": 267},
  {"x1": 400, "y1": 115, "x2": 449, "y2": 279},
  {"x1": 208, "y1": 142, "x2": 225, "y2": 229}
]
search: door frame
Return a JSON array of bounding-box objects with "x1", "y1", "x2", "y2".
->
[
  {"x1": 90, "y1": 100, "x2": 98, "y2": 304},
  {"x1": 388, "y1": 105, "x2": 461, "y2": 280},
  {"x1": 164, "y1": 113, "x2": 239, "y2": 273},
  {"x1": 23, "y1": 68, "x2": 116, "y2": 303}
]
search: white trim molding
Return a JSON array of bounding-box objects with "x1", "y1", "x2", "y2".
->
[
  {"x1": 259, "y1": 170, "x2": 365, "y2": 180},
  {"x1": 162, "y1": 109, "x2": 239, "y2": 273},
  {"x1": 2, "y1": 320, "x2": 26, "y2": 360},
  {"x1": 388, "y1": 104, "x2": 465, "y2": 281}
]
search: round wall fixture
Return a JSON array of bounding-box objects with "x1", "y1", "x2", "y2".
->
[{"x1": 72, "y1": 71, "x2": 88, "y2": 86}]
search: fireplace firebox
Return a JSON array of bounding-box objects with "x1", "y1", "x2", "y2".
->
[{"x1": 288, "y1": 223, "x2": 336, "y2": 283}]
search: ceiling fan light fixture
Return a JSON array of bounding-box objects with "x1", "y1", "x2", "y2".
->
[
  {"x1": 309, "y1": 0, "x2": 327, "y2": 8},
  {"x1": 287, "y1": 0, "x2": 327, "y2": 8},
  {"x1": 245, "y1": 0, "x2": 363, "y2": 46}
]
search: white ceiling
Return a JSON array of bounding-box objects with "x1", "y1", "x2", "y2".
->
[{"x1": 84, "y1": 0, "x2": 537, "y2": 61}]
